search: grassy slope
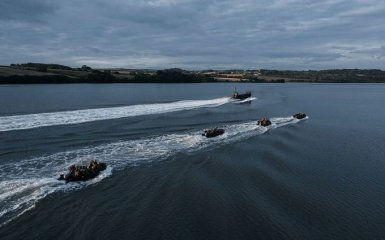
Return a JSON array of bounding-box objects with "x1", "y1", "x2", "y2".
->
[{"x1": 0, "y1": 66, "x2": 57, "y2": 76}]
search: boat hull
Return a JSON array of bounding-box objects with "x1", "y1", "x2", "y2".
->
[{"x1": 232, "y1": 92, "x2": 251, "y2": 100}]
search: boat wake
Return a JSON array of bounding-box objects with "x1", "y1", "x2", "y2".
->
[
  {"x1": 0, "y1": 97, "x2": 230, "y2": 132},
  {"x1": 0, "y1": 116, "x2": 307, "y2": 227},
  {"x1": 232, "y1": 97, "x2": 257, "y2": 104}
]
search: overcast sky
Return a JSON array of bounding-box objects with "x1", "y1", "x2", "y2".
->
[{"x1": 0, "y1": 0, "x2": 384, "y2": 69}]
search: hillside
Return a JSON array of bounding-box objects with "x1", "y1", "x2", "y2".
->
[
  {"x1": 1, "y1": 63, "x2": 385, "y2": 83},
  {"x1": 258, "y1": 69, "x2": 385, "y2": 83}
]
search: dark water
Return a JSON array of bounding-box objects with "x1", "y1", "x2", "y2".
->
[{"x1": 0, "y1": 83, "x2": 385, "y2": 240}]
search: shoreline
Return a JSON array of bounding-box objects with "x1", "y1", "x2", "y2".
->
[{"x1": 1, "y1": 64, "x2": 385, "y2": 84}]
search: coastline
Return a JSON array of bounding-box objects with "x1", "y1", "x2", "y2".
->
[{"x1": 1, "y1": 64, "x2": 384, "y2": 84}]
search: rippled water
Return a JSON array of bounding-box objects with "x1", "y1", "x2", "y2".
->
[{"x1": 0, "y1": 83, "x2": 385, "y2": 239}]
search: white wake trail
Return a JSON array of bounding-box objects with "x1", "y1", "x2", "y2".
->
[
  {"x1": 0, "y1": 97, "x2": 230, "y2": 132},
  {"x1": 231, "y1": 97, "x2": 257, "y2": 104},
  {"x1": 0, "y1": 116, "x2": 307, "y2": 227}
]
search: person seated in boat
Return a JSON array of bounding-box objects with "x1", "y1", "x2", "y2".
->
[
  {"x1": 67, "y1": 165, "x2": 74, "y2": 173},
  {"x1": 89, "y1": 159, "x2": 98, "y2": 171},
  {"x1": 258, "y1": 117, "x2": 272, "y2": 127},
  {"x1": 74, "y1": 167, "x2": 81, "y2": 178}
]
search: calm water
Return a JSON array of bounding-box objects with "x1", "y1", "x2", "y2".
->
[{"x1": 0, "y1": 83, "x2": 385, "y2": 239}]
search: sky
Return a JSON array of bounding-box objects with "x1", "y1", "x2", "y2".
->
[{"x1": 0, "y1": 0, "x2": 384, "y2": 70}]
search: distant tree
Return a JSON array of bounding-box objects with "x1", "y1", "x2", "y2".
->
[{"x1": 81, "y1": 65, "x2": 92, "y2": 71}]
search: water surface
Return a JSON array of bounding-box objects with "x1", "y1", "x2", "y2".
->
[{"x1": 0, "y1": 83, "x2": 384, "y2": 239}]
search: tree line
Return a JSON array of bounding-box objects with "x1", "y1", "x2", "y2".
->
[{"x1": 259, "y1": 69, "x2": 385, "y2": 83}]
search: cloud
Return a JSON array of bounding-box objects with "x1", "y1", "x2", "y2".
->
[
  {"x1": 0, "y1": 0, "x2": 384, "y2": 69},
  {"x1": 0, "y1": 0, "x2": 55, "y2": 22}
]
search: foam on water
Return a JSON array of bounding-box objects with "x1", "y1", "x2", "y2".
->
[
  {"x1": 0, "y1": 116, "x2": 307, "y2": 227},
  {"x1": 232, "y1": 97, "x2": 257, "y2": 104},
  {"x1": 0, "y1": 97, "x2": 230, "y2": 132}
]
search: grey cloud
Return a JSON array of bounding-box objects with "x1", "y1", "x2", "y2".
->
[
  {"x1": 0, "y1": 0, "x2": 384, "y2": 69},
  {"x1": 349, "y1": 46, "x2": 385, "y2": 58},
  {"x1": 0, "y1": 0, "x2": 55, "y2": 22}
]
